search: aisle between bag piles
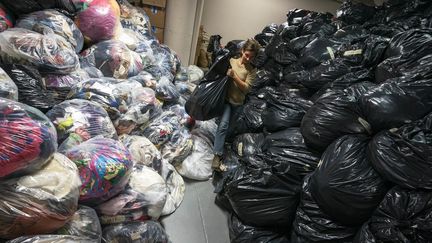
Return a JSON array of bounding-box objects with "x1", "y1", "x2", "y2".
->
[{"x1": 161, "y1": 179, "x2": 230, "y2": 243}]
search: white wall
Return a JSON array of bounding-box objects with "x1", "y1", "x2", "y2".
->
[
  {"x1": 201, "y1": 0, "x2": 341, "y2": 45},
  {"x1": 164, "y1": 0, "x2": 199, "y2": 65}
]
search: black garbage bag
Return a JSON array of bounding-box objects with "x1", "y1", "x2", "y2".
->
[
  {"x1": 102, "y1": 221, "x2": 170, "y2": 243},
  {"x1": 289, "y1": 34, "x2": 315, "y2": 56},
  {"x1": 224, "y1": 155, "x2": 303, "y2": 228},
  {"x1": 310, "y1": 135, "x2": 389, "y2": 226},
  {"x1": 185, "y1": 50, "x2": 231, "y2": 120},
  {"x1": 232, "y1": 133, "x2": 265, "y2": 158},
  {"x1": 2, "y1": 64, "x2": 57, "y2": 112},
  {"x1": 332, "y1": 25, "x2": 370, "y2": 43},
  {"x1": 354, "y1": 186, "x2": 432, "y2": 243},
  {"x1": 229, "y1": 214, "x2": 290, "y2": 243},
  {"x1": 254, "y1": 23, "x2": 278, "y2": 47},
  {"x1": 291, "y1": 175, "x2": 357, "y2": 243},
  {"x1": 0, "y1": 0, "x2": 85, "y2": 16},
  {"x1": 227, "y1": 93, "x2": 267, "y2": 139},
  {"x1": 301, "y1": 90, "x2": 371, "y2": 152},
  {"x1": 310, "y1": 69, "x2": 374, "y2": 102},
  {"x1": 299, "y1": 21, "x2": 336, "y2": 37},
  {"x1": 376, "y1": 33, "x2": 432, "y2": 82},
  {"x1": 360, "y1": 79, "x2": 432, "y2": 132},
  {"x1": 368, "y1": 113, "x2": 432, "y2": 190},
  {"x1": 336, "y1": 1, "x2": 376, "y2": 25},
  {"x1": 262, "y1": 90, "x2": 313, "y2": 132},
  {"x1": 250, "y1": 48, "x2": 268, "y2": 68},
  {"x1": 299, "y1": 38, "x2": 342, "y2": 69},
  {"x1": 262, "y1": 128, "x2": 320, "y2": 177},
  {"x1": 286, "y1": 9, "x2": 312, "y2": 26},
  {"x1": 213, "y1": 148, "x2": 241, "y2": 211},
  {"x1": 296, "y1": 59, "x2": 356, "y2": 92},
  {"x1": 250, "y1": 70, "x2": 275, "y2": 91},
  {"x1": 344, "y1": 81, "x2": 377, "y2": 99},
  {"x1": 207, "y1": 34, "x2": 222, "y2": 53}
]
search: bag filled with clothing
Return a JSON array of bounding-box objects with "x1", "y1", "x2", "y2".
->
[
  {"x1": 0, "y1": 153, "x2": 81, "y2": 239},
  {"x1": 0, "y1": 98, "x2": 57, "y2": 179},
  {"x1": 185, "y1": 50, "x2": 232, "y2": 120}
]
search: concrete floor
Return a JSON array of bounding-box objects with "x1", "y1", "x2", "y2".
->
[{"x1": 161, "y1": 178, "x2": 230, "y2": 243}]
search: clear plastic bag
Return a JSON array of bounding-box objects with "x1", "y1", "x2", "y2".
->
[
  {"x1": 79, "y1": 40, "x2": 135, "y2": 79},
  {"x1": 119, "y1": 135, "x2": 163, "y2": 170},
  {"x1": 0, "y1": 4, "x2": 13, "y2": 33},
  {"x1": 129, "y1": 71, "x2": 158, "y2": 89},
  {"x1": 115, "y1": 87, "x2": 162, "y2": 135},
  {"x1": 155, "y1": 76, "x2": 180, "y2": 102},
  {"x1": 46, "y1": 99, "x2": 117, "y2": 149},
  {"x1": 176, "y1": 135, "x2": 213, "y2": 180},
  {"x1": 67, "y1": 78, "x2": 135, "y2": 120},
  {"x1": 137, "y1": 111, "x2": 181, "y2": 147},
  {"x1": 187, "y1": 65, "x2": 204, "y2": 83},
  {"x1": 56, "y1": 206, "x2": 102, "y2": 242},
  {"x1": 161, "y1": 128, "x2": 194, "y2": 165},
  {"x1": 161, "y1": 160, "x2": 185, "y2": 215},
  {"x1": 0, "y1": 153, "x2": 81, "y2": 239},
  {"x1": 75, "y1": 0, "x2": 121, "y2": 44},
  {"x1": 43, "y1": 69, "x2": 90, "y2": 89},
  {"x1": 0, "y1": 28, "x2": 79, "y2": 74},
  {"x1": 16, "y1": 9, "x2": 84, "y2": 53},
  {"x1": 0, "y1": 67, "x2": 18, "y2": 100},
  {"x1": 7, "y1": 235, "x2": 95, "y2": 243},
  {"x1": 102, "y1": 221, "x2": 170, "y2": 243},
  {"x1": 97, "y1": 165, "x2": 168, "y2": 224},
  {"x1": 0, "y1": 98, "x2": 57, "y2": 179},
  {"x1": 2, "y1": 64, "x2": 58, "y2": 112},
  {"x1": 63, "y1": 137, "x2": 134, "y2": 206},
  {"x1": 118, "y1": 0, "x2": 152, "y2": 39}
]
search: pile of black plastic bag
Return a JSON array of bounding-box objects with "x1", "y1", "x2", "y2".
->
[{"x1": 215, "y1": 0, "x2": 432, "y2": 242}]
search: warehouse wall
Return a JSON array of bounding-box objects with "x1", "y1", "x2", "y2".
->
[
  {"x1": 201, "y1": 0, "x2": 341, "y2": 45},
  {"x1": 164, "y1": 0, "x2": 200, "y2": 65}
]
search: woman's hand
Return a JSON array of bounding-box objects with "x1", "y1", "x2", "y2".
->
[{"x1": 226, "y1": 69, "x2": 235, "y2": 78}]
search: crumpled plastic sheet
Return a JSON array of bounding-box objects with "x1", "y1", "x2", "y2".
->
[
  {"x1": 56, "y1": 206, "x2": 102, "y2": 242},
  {"x1": 102, "y1": 221, "x2": 170, "y2": 243}
]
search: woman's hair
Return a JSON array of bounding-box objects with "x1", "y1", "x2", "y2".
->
[{"x1": 241, "y1": 39, "x2": 261, "y2": 54}]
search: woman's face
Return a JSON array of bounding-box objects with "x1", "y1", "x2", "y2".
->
[{"x1": 241, "y1": 50, "x2": 255, "y2": 64}]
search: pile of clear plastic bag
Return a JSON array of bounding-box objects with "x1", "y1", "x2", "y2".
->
[
  {"x1": 0, "y1": 153, "x2": 81, "y2": 239},
  {"x1": 0, "y1": 28, "x2": 79, "y2": 74},
  {"x1": 46, "y1": 99, "x2": 117, "y2": 150},
  {"x1": 16, "y1": 9, "x2": 84, "y2": 53},
  {"x1": 63, "y1": 137, "x2": 134, "y2": 205},
  {"x1": 0, "y1": 98, "x2": 57, "y2": 178}
]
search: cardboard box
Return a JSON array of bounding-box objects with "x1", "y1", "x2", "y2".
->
[
  {"x1": 143, "y1": 5, "x2": 165, "y2": 28},
  {"x1": 152, "y1": 26, "x2": 164, "y2": 43},
  {"x1": 141, "y1": 0, "x2": 166, "y2": 8}
]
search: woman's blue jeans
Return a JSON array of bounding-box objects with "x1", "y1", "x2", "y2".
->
[{"x1": 213, "y1": 103, "x2": 240, "y2": 155}]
